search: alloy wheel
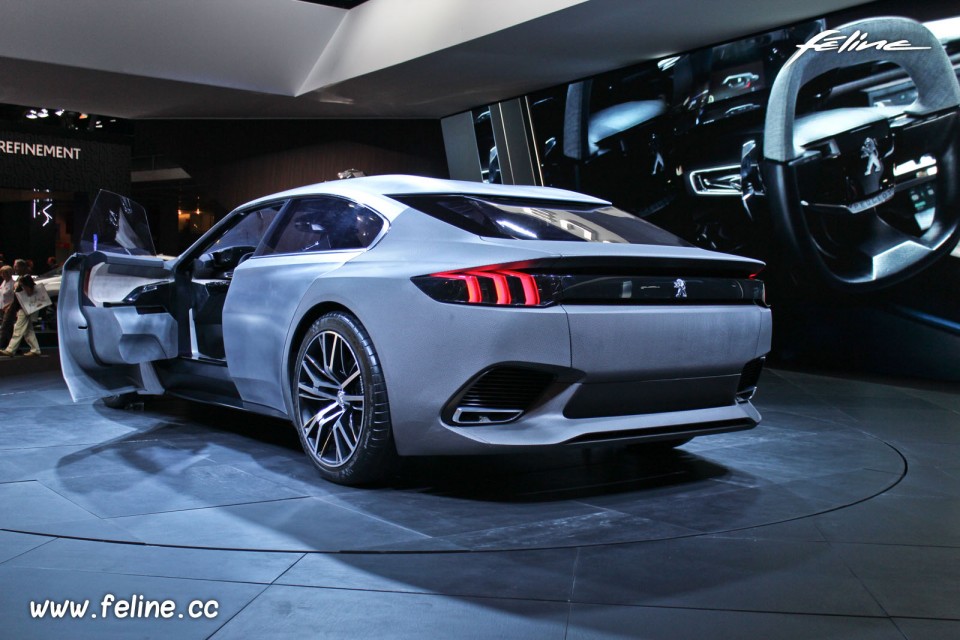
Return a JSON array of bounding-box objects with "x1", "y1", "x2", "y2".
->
[{"x1": 297, "y1": 330, "x2": 365, "y2": 468}]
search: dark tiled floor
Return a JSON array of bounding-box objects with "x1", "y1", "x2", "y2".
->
[
  {"x1": 0, "y1": 370, "x2": 904, "y2": 552},
  {"x1": 0, "y1": 367, "x2": 957, "y2": 638}
]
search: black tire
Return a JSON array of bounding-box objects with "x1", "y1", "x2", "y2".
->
[
  {"x1": 102, "y1": 392, "x2": 137, "y2": 409},
  {"x1": 292, "y1": 312, "x2": 396, "y2": 486}
]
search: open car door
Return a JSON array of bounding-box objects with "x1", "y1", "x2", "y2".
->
[{"x1": 58, "y1": 191, "x2": 177, "y2": 401}]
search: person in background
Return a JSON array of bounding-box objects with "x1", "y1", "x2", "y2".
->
[
  {"x1": 0, "y1": 266, "x2": 14, "y2": 348},
  {"x1": 12, "y1": 258, "x2": 29, "y2": 277},
  {"x1": 0, "y1": 274, "x2": 42, "y2": 357},
  {"x1": 7, "y1": 260, "x2": 35, "y2": 344},
  {"x1": 46, "y1": 256, "x2": 58, "y2": 271}
]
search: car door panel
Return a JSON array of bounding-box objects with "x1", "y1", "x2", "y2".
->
[
  {"x1": 59, "y1": 252, "x2": 175, "y2": 401},
  {"x1": 222, "y1": 252, "x2": 357, "y2": 413}
]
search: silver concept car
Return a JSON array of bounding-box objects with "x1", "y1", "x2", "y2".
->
[{"x1": 59, "y1": 176, "x2": 771, "y2": 485}]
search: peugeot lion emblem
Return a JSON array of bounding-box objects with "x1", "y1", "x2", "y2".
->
[
  {"x1": 861, "y1": 137, "x2": 882, "y2": 176},
  {"x1": 673, "y1": 278, "x2": 688, "y2": 299}
]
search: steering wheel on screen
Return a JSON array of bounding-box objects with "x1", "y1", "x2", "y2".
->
[{"x1": 759, "y1": 17, "x2": 960, "y2": 291}]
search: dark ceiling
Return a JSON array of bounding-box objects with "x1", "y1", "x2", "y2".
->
[{"x1": 0, "y1": 0, "x2": 881, "y2": 119}]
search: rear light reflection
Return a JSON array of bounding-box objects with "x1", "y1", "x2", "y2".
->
[{"x1": 431, "y1": 271, "x2": 483, "y2": 303}]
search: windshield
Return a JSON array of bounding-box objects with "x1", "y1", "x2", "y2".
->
[
  {"x1": 392, "y1": 194, "x2": 691, "y2": 246},
  {"x1": 79, "y1": 190, "x2": 156, "y2": 256}
]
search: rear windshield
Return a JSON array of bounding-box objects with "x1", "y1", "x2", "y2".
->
[{"x1": 391, "y1": 194, "x2": 689, "y2": 246}]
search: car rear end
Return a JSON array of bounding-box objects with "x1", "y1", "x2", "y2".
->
[
  {"x1": 409, "y1": 254, "x2": 768, "y2": 449},
  {"x1": 370, "y1": 190, "x2": 771, "y2": 454}
]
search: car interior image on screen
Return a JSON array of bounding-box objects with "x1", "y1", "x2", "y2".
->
[{"x1": 516, "y1": 11, "x2": 960, "y2": 380}]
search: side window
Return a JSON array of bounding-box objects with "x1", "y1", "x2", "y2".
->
[
  {"x1": 261, "y1": 197, "x2": 385, "y2": 255},
  {"x1": 192, "y1": 204, "x2": 282, "y2": 278}
]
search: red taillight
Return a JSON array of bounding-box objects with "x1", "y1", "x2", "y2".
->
[
  {"x1": 467, "y1": 270, "x2": 511, "y2": 305},
  {"x1": 497, "y1": 270, "x2": 541, "y2": 306},
  {"x1": 413, "y1": 267, "x2": 555, "y2": 307}
]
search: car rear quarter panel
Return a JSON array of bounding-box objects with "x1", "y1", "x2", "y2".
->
[
  {"x1": 318, "y1": 280, "x2": 573, "y2": 454},
  {"x1": 224, "y1": 209, "x2": 563, "y2": 425},
  {"x1": 275, "y1": 211, "x2": 573, "y2": 452}
]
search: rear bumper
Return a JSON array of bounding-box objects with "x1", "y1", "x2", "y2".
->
[
  {"x1": 423, "y1": 388, "x2": 762, "y2": 454},
  {"x1": 383, "y1": 301, "x2": 771, "y2": 455}
]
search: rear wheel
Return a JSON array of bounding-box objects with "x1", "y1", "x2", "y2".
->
[{"x1": 292, "y1": 312, "x2": 395, "y2": 485}]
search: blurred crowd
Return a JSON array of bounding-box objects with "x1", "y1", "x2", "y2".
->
[{"x1": 0, "y1": 254, "x2": 57, "y2": 358}]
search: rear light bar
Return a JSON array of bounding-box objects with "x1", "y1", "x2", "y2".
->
[
  {"x1": 413, "y1": 266, "x2": 766, "y2": 307},
  {"x1": 412, "y1": 269, "x2": 559, "y2": 307}
]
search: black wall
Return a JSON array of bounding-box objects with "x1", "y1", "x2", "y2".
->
[
  {"x1": 132, "y1": 119, "x2": 448, "y2": 255},
  {"x1": 0, "y1": 125, "x2": 130, "y2": 194},
  {"x1": 0, "y1": 124, "x2": 131, "y2": 267},
  {"x1": 0, "y1": 200, "x2": 57, "y2": 272}
]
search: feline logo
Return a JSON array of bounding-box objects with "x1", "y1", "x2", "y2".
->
[{"x1": 792, "y1": 29, "x2": 930, "y2": 64}]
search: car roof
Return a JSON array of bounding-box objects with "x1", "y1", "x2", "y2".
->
[{"x1": 239, "y1": 174, "x2": 611, "y2": 219}]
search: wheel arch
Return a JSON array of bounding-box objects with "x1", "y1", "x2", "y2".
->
[{"x1": 285, "y1": 300, "x2": 398, "y2": 484}]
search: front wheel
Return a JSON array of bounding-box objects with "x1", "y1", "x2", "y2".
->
[{"x1": 292, "y1": 312, "x2": 396, "y2": 486}]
